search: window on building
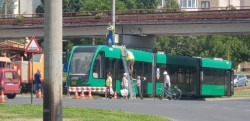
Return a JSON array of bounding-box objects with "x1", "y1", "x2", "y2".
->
[
  {"x1": 179, "y1": 0, "x2": 197, "y2": 8},
  {"x1": 201, "y1": 1, "x2": 210, "y2": 8}
]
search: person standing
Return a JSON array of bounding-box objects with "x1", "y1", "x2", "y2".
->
[
  {"x1": 34, "y1": 69, "x2": 43, "y2": 93},
  {"x1": 105, "y1": 72, "x2": 113, "y2": 99},
  {"x1": 136, "y1": 76, "x2": 143, "y2": 100},
  {"x1": 121, "y1": 73, "x2": 128, "y2": 99},
  {"x1": 162, "y1": 71, "x2": 171, "y2": 99},
  {"x1": 163, "y1": 71, "x2": 171, "y2": 90},
  {"x1": 106, "y1": 23, "x2": 115, "y2": 46}
]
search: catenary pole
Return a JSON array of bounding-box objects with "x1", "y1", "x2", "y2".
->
[
  {"x1": 44, "y1": 0, "x2": 62, "y2": 121},
  {"x1": 4, "y1": 0, "x2": 7, "y2": 18},
  {"x1": 112, "y1": 0, "x2": 115, "y2": 27}
]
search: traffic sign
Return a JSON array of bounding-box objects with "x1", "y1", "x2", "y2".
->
[{"x1": 25, "y1": 36, "x2": 42, "y2": 53}]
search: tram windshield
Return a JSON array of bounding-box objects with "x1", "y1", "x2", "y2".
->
[{"x1": 69, "y1": 46, "x2": 96, "y2": 75}]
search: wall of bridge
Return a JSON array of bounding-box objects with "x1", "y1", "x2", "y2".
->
[{"x1": 0, "y1": 22, "x2": 250, "y2": 39}]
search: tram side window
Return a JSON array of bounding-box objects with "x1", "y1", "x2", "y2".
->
[
  {"x1": 0, "y1": 62, "x2": 4, "y2": 68},
  {"x1": 92, "y1": 52, "x2": 104, "y2": 78},
  {"x1": 156, "y1": 64, "x2": 167, "y2": 82},
  {"x1": 115, "y1": 59, "x2": 124, "y2": 80},
  {"x1": 189, "y1": 67, "x2": 198, "y2": 83},
  {"x1": 177, "y1": 66, "x2": 185, "y2": 83},
  {"x1": 133, "y1": 61, "x2": 143, "y2": 77},
  {"x1": 168, "y1": 65, "x2": 177, "y2": 83},
  {"x1": 105, "y1": 58, "x2": 116, "y2": 78},
  {"x1": 143, "y1": 62, "x2": 152, "y2": 83},
  {"x1": 6, "y1": 63, "x2": 13, "y2": 68},
  {"x1": 203, "y1": 68, "x2": 225, "y2": 85}
]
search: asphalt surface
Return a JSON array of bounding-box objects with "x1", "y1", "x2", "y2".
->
[{"x1": 4, "y1": 96, "x2": 250, "y2": 121}]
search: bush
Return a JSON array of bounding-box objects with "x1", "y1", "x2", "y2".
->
[{"x1": 15, "y1": 16, "x2": 24, "y2": 23}]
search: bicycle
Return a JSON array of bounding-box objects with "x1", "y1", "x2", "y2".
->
[{"x1": 157, "y1": 85, "x2": 182, "y2": 100}]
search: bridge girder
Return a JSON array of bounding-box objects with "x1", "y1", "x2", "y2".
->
[{"x1": 0, "y1": 21, "x2": 250, "y2": 39}]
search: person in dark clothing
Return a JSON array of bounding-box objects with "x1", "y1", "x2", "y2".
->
[{"x1": 34, "y1": 69, "x2": 43, "y2": 93}]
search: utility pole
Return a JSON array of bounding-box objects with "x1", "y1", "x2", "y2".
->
[
  {"x1": 112, "y1": 0, "x2": 115, "y2": 27},
  {"x1": 18, "y1": 0, "x2": 20, "y2": 15},
  {"x1": 43, "y1": 0, "x2": 62, "y2": 120},
  {"x1": 4, "y1": 0, "x2": 7, "y2": 18}
]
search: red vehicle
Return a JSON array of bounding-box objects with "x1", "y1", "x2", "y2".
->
[{"x1": 0, "y1": 57, "x2": 21, "y2": 99}]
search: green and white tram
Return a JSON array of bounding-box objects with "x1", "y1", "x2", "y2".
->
[{"x1": 66, "y1": 45, "x2": 233, "y2": 97}]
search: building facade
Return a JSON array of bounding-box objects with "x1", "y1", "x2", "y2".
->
[
  {"x1": 164, "y1": 0, "x2": 250, "y2": 11},
  {"x1": 13, "y1": 0, "x2": 40, "y2": 15}
]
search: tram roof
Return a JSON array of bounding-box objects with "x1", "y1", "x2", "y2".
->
[{"x1": 201, "y1": 58, "x2": 232, "y2": 69}]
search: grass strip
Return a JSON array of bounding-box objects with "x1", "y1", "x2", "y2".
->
[
  {"x1": 0, "y1": 104, "x2": 171, "y2": 121},
  {"x1": 233, "y1": 88, "x2": 250, "y2": 97}
]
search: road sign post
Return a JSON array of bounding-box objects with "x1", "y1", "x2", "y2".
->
[{"x1": 25, "y1": 36, "x2": 42, "y2": 104}]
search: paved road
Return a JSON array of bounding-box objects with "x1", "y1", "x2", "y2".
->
[{"x1": 4, "y1": 96, "x2": 250, "y2": 121}]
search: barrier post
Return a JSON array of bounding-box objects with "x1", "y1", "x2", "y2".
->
[{"x1": 88, "y1": 90, "x2": 92, "y2": 99}]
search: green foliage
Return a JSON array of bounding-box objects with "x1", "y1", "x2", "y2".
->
[
  {"x1": 36, "y1": 0, "x2": 82, "y2": 13},
  {"x1": 80, "y1": 0, "x2": 127, "y2": 11},
  {"x1": 36, "y1": 0, "x2": 160, "y2": 13},
  {"x1": 135, "y1": 0, "x2": 158, "y2": 9},
  {"x1": 156, "y1": 35, "x2": 250, "y2": 69},
  {"x1": 63, "y1": 0, "x2": 81, "y2": 12},
  {"x1": 63, "y1": 37, "x2": 105, "y2": 52},
  {"x1": 0, "y1": 0, "x2": 15, "y2": 14},
  {"x1": 35, "y1": 5, "x2": 44, "y2": 13},
  {"x1": 15, "y1": 15, "x2": 24, "y2": 22},
  {"x1": 165, "y1": 0, "x2": 180, "y2": 9},
  {"x1": 164, "y1": 0, "x2": 181, "y2": 12},
  {"x1": 120, "y1": 0, "x2": 137, "y2": 9},
  {"x1": 0, "y1": 104, "x2": 171, "y2": 121}
]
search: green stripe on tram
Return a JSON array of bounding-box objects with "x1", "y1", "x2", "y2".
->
[{"x1": 201, "y1": 84, "x2": 225, "y2": 96}]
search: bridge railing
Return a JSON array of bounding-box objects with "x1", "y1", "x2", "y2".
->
[{"x1": 1, "y1": 7, "x2": 250, "y2": 26}]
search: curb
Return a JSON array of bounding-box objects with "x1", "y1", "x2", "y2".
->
[{"x1": 205, "y1": 97, "x2": 250, "y2": 101}]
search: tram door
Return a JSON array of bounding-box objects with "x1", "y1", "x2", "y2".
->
[
  {"x1": 177, "y1": 67, "x2": 195, "y2": 96},
  {"x1": 225, "y1": 70, "x2": 233, "y2": 96},
  {"x1": 185, "y1": 69, "x2": 192, "y2": 96},
  {"x1": 177, "y1": 67, "x2": 187, "y2": 95},
  {"x1": 104, "y1": 58, "x2": 117, "y2": 91}
]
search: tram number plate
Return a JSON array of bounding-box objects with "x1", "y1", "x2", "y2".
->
[{"x1": 71, "y1": 81, "x2": 76, "y2": 85}]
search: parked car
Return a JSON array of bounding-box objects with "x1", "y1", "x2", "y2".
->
[{"x1": 234, "y1": 74, "x2": 248, "y2": 87}]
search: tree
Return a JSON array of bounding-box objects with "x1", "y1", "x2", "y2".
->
[
  {"x1": 64, "y1": 0, "x2": 81, "y2": 12},
  {"x1": 35, "y1": 4, "x2": 44, "y2": 13},
  {"x1": 155, "y1": 35, "x2": 250, "y2": 69},
  {"x1": 36, "y1": 0, "x2": 81, "y2": 13},
  {"x1": 63, "y1": 37, "x2": 105, "y2": 52},
  {"x1": 135, "y1": 0, "x2": 158, "y2": 9},
  {"x1": 120, "y1": 0, "x2": 137, "y2": 9},
  {"x1": 0, "y1": 0, "x2": 15, "y2": 14},
  {"x1": 165, "y1": 0, "x2": 180, "y2": 9}
]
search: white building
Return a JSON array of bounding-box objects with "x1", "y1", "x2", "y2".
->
[
  {"x1": 162, "y1": 0, "x2": 250, "y2": 11},
  {"x1": 13, "y1": 0, "x2": 41, "y2": 15}
]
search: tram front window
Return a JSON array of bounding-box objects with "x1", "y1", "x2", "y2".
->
[{"x1": 69, "y1": 47, "x2": 96, "y2": 75}]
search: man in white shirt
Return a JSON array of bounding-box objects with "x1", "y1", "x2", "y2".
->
[{"x1": 163, "y1": 71, "x2": 171, "y2": 90}]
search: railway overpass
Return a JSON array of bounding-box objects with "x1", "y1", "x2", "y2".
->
[{"x1": 0, "y1": 9, "x2": 250, "y2": 48}]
